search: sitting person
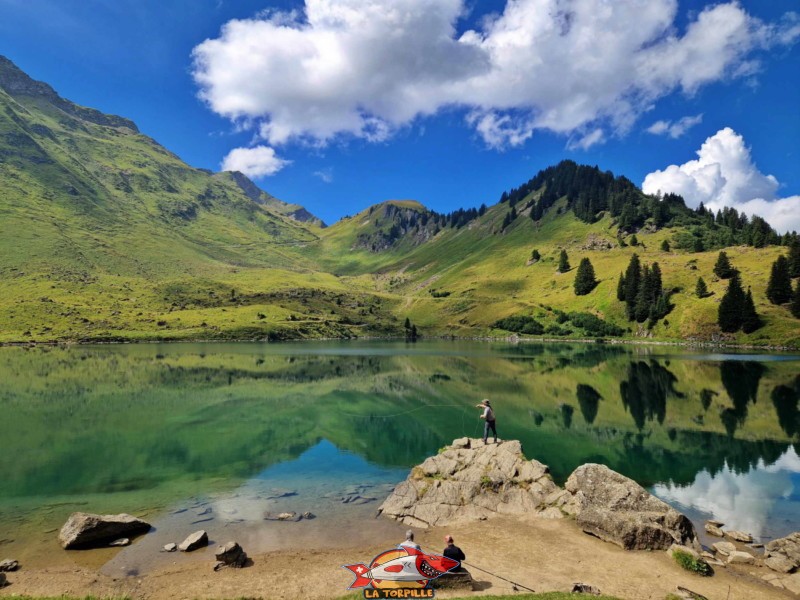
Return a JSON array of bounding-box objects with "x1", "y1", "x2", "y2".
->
[
  {"x1": 442, "y1": 534, "x2": 465, "y2": 570},
  {"x1": 399, "y1": 529, "x2": 421, "y2": 550}
]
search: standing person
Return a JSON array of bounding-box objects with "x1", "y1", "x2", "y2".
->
[
  {"x1": 399, "y1": 529, "x2": 421, "y2": 550},
  {"x1": 476, "y1": 399, "x2": 497, "y2": 444},
  {"x1": 442, "y1": 535, "x2": 465, "y2": 571}
]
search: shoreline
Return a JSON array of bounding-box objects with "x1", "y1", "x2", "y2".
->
[
  {"x1": 1, "y1": 333, "x2": 799, "y2": 352},
  {"x1": 0, "y1": 515, "x2": 786, "y2": 600}
]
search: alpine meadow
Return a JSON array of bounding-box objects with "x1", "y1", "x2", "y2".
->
[{"x1": 1, "y1": 55, "x2": 799, "y2": 348}]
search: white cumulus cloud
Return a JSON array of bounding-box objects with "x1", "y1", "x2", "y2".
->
[
  {"x1": 221, "y1": 145, "x2": 290, "y2": 178},
  {"x1": 192, "y1": 0, "x2": 799, "y2": 150},
  {"x1": 647, "y1": 114, "x2": 703, "y2": 138},
  {"x1": 642, "y1": 127, "x2": 800, "y2": 233}
]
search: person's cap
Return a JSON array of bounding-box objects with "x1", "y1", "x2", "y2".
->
[
  {"x1": 405, "y1": 529, "x2": 415, "y2": 539},
  {"x1": 444, "y1": 535, "x2": 454, "y2": 543}
]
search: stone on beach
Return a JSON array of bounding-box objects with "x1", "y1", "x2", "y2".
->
[
  {"x1": 214, "y1": 541, "x2": 248, "y2": 569},
  {"x1": 163, "y1": 543, "x2": 177, "y2": 553},
  {"x1": 704, "y1": 523, "x2": 724, "y2": 537},
  {"x1": 712, "y1": 542, "x2": 736, "y2": 557},
  {"x1": 0, "y1": 572, "x2": 6, "y2": 588},
  {"x1": 179, "y1": 530, "x2": 208, "y2": 552},
  {"x1": 726, "y1": 550, "x2": 755, "y2": 565},
  {"x1": 109, "y1": 538, "x2": 130, "y2": 547},
  {"x1": 725, "y1": 530, "x2": 753, "y2": 543},
  {"x1": 0, "y1": 559, "x2": 19, "y2": 572},
  {"x1": 765, "y1": 532, "x2": 800, "y2": 573},
  {"x1": 58, "y1": 512, "x2": 151, "y2": 549},
  {"x1": 565, "y1": 464, "x2": 698, "y2": 551}
]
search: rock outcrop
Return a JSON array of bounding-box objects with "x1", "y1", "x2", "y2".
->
[
  {"x1": 565, "y1": 464, "x2": 699, "y2": 551},
  {"x1": 378, "y1": 438, "x2": 562, "y2": 527},
  {"x1": 0, "y1": 559, "x2": 19, "y2": 572},
  {"x1": 765, "y1": 532, "x2": 800, "y2": 573},
  {"x1": 380, "y1": 439, "x2": 698, "y2": 553},
  {"x1": 58, "y1": 513, "x2": 151, "y2": 549}
]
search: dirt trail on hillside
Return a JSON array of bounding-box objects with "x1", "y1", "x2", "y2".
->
[{"x1": 0, "y1": 515, "x2": 789, "y2": 600}]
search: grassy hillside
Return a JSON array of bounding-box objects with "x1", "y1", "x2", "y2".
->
[{"x1": 0, "y1": 56, "x2": 797, "y2": 346}]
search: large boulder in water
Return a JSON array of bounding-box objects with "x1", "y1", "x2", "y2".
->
[
  {"x1": 564, "y1": 464, "x2": 698, "y2": 551},
  {"x1": 59, "y1": 512, "x2": 151, "y2": 549},
  {"x1": 378, "y1": 438, "x2": 562, "y2": 527}
]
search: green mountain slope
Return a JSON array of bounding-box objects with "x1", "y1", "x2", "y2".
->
[{"x1": 0, "y1": 56, "x2": 798, "y2": 346}]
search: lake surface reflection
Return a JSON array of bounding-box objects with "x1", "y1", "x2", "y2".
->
[{"x1": 1, "y1": 340, "x2": 799, "y2": 566}]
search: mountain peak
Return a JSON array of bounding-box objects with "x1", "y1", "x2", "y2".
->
[{"x1": 0, "y1": 55, "x2": 139, "y2": 132}]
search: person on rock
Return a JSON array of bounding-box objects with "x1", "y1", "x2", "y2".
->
[
  {"x1": 476, "y1": 399, "x2": 498, "y2": 444},
  {"x1": 442, "y1": 535, "x2": 466, "y2": 571}
]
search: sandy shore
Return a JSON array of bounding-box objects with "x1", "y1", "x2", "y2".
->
[{"x1": 0, "y1": 514, "x2": 790, "y2": 600}]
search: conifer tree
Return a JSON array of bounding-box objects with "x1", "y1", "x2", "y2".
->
[
  {"x1": 713, "y1": 251, "x2": 735, "y2": 279},
  {"x1": 767, "y1": 255, "x2": 793, "y2": 304},
  {"x1": 789, "y1": 239, "x2": 800, "y2": 278},
  {"x1": 629, "y1": 234, "x2": 638, "y2": 247},
  {"x1": 531, "y1": 249, "x2": 541, "y2": 262},
  {"x1": 741, "y1": 288, "x2": 761, "y2": 333},
  {"x1": 574, "y1": 258, "x2": 598, "y2": 295},
  {"x1": 718, "y1": 273, "x2": 746, "y2": 332},
  {"x1": 695, "y1": 277, "x2": 708, "y2": 298},
  {"x1": 617, "y1": 273, "x2": 626, "y2": 302},
  {"x1": 792, "y1": 280, "x2": 800, "y2": 319},
  {"x1": 634, "y1": 265, "x2": 653, "y2": 322},
  {"x1": 558, "y1": 250, "x2": 570, "y2": 273},
  {"x1": 661, "y1": 240, "x2": 670, "y2": 252},
  {"x1": 623, "y1": 253, "x2": 641, "y2": 320}
]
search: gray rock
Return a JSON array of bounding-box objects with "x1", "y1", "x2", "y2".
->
[
  {"x1": 0, "y1": 572, "x2": 6, "y2": 588},
  {"x1": 765, "y1": 555, "x2": 795, "y2": 573},
  {"x1": 765, "y1": 531, "x2": 800, "y2": 573},
  {"x1": 302, "y1": 512, "x2": 315, "y2": 520},
  {"x1": 565, "y1": 464, "x2": 698, "y2": 551},
  {"x1": 726, "y1": 530, "x2": 753, "y2": 543},
  {"x1": 452, "y1": 437, "x2": 471, "y2": 449},
  {"x1": 673, "y1": 586, "x2": 709, "y2": 600},
  {"x1": 178, "y1": 530, "x2": 208, "y2": 552},
  {"x1": 572, "y1": 582, "x2": 601, "y2": 595},
  {"x1": 429, "y1": 569, "x2": 473, "y2": 591},
  {"x1": 162, "y1": 543, "x2": 177, "y2": 553},
  {"x1": 58, "y1": 513, "x2": 151, "y2": 549},
  {"x1": 712, "y1": 541, "x2": 736, "y2": 556},
  {"x1": 379, "y1": 438, "x2": 559, "y2": 528},
  {"x1": 704, "y1": 523, "x2": 724, "y2": 537},
  {"x1": 109, "y1": 538, "x2": 130, "y2": 547},
  {"x1": 0, "y1": 559, "x2": 19, "y2": 572},
  {"x1": 706, "y1": 520, "x2": 724, "y2": 527},
  {"x1": 727, "y1": 551, "x2": 755, "y2": 565},
  {"x1": 196, "y1": 507, "x2": 212, "y2": 516},
  {"x1": 214, "y1": 541, "x2": 247, "y2": 569}
]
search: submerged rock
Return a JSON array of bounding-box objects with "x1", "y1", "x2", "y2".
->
[
  {"x1": 378, "y1": 439, "x2": 560, "y2": 528},
  {"x1": 565, "y1": 464, "x2": 698, "y2": 551},
  {"x1": 179, "y1": 530, "x2": 208, "y2": 552},
  {"x1": 214, "y1": 541, "x2": 248, "y2": 569},
  {"x1": 109, "y1": 538, "x2": 130, "y2": 547},
  {"x1": 59, "y1": 513, "x2": 150, "y2": 549}
]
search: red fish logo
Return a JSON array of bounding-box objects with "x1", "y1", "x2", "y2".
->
[{"x1": 344, "y1": 546, "x2": 459, "y2": 592}]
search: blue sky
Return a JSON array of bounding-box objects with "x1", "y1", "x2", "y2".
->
[{"x1": 1, "y1": 0, "x2": 798, "y2": 229}]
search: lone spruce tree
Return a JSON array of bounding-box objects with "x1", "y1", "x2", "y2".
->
[
  {"x1": 718, "y1": 273, "x2": 746, "y2": 332},
  {"x1": 713, "y1": 251, "x2": 735, "y2": 279},
  {"x1": 695, "y1": 277, "x2": 709, "y2": 298},
  {"x1": 531, "y1": 249, "x2": 541, "y2": 262},
  {"x1": 574, "y1": 258, "x2": 598, "y2": 295},
  {"x1": 767, "y1": 255, "x2": 793, "y2": 304},
  {"x1": 741, "y1": 288, "x2": 761, "y2": 333},
  {"x1": 558, "y1": 249, "x2": 570, "y2": 273}
]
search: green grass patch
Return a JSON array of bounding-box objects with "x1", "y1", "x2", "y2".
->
[{"x1": 672, "y1": 549, "x2": 713, "y2": 576}]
